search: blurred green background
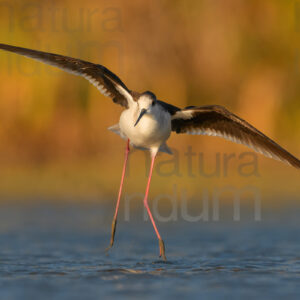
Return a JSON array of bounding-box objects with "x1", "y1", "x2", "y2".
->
[{"x1": 0, "y1": 0, "x2": 299, "y2": 205}]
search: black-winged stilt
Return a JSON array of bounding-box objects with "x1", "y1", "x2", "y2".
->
[{"x1": 1, "y1": 43, "x2": 299, "y2": 260}]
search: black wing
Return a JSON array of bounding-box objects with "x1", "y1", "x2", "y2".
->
[
  {"x1": 172, "y1": 105, "x2": 300, "y2": 168},
  {"x1": 0, "y1": 43, "x2": 134, "y2": 108},
  {"x1": 157, "y1": 100, "x2": 181, "y2": 115}
]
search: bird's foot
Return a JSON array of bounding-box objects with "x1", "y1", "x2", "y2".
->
[
  {"x1": 105, "y1": 242, "x2": 114, "y2": 254},
  {"x1": 159, "y1": 239, "x2": 167, "y2": 261},
  {"x1": 105, "y1": 219, "x2": 117, "y2": 253}
]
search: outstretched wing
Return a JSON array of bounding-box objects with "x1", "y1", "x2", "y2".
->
[
  {"x1": 171, "y1": 105, "x2": 300, "y2": 168},
  {"x1": 0, "y1": 43, "x2": 134, "y2": 108}
]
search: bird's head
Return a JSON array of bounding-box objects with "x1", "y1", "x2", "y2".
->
[{"x1": 134, "y1": 91, "x2": 157, "y2": 126}]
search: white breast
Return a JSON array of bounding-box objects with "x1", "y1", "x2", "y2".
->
[{"x1": 119, "y1": 106, "x2": 171, "y2": 151}]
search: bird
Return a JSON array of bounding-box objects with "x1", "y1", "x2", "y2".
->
[{"x1": 1, "y1": 43, "x2": 300, "y2": 261}]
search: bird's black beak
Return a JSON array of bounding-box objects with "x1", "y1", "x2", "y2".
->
[{"x1": 134, "y1": 109, "x2": 147, "y2": 127}]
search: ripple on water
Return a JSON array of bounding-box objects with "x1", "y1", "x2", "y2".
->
[{"x1": 1, "y1": 205, "x2": 300, "y2": 299}]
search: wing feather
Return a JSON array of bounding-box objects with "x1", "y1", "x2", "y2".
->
[
  {"x1": 172, "y1": 105, "x2": 300, "y2": 168},
  {"x1": 0, "y1": 43, "x2": 134, "y2": 108}
]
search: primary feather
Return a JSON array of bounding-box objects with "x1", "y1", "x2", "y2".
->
[
  {"x1": 0, "y1": 43, "x2": 134, "y2": 108},
  {"x1": 171, "y1": 105, "x2": 300, "y2": 168}
]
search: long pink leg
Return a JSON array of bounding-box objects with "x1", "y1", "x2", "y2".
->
[
  {"x1": 106, "y1": 139, "x2": 130, "y2": 251},
  {"x1": 144, "y1": 153, "x2": 167, "y2": 261}
]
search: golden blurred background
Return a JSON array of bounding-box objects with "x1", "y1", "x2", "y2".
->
[{"x1": 0, "y1": 0, "x2": 299, "y2": 205}]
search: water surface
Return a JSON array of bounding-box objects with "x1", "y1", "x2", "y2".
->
[{"x1": 0, "y1": 203, "x2": 300, "y2": 299}]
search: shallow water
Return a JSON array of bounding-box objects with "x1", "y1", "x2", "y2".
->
[{"x1": 0, "y1": 203, "x2": 300, "y2": 299}]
